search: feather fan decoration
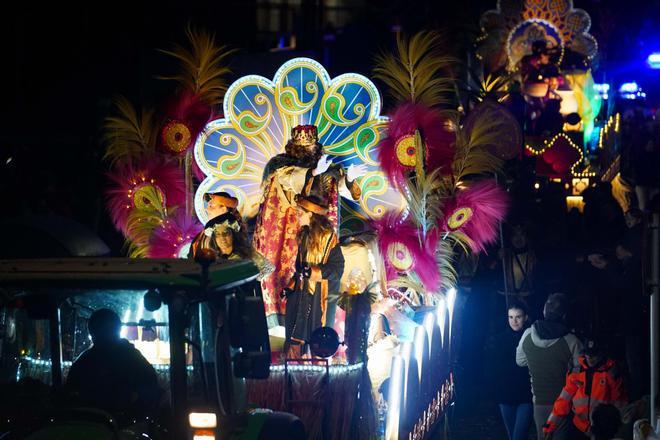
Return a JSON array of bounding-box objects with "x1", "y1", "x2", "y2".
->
[
  {"x1": 372, "y1": 211, "x2": 440, "y2": 294},
  {"x1": 373, "y1": 31, "x2": 456, "y2": 108},
  {"x1": 442, "y1": 180, "x2": 508, "y2": 252},
  {"x1": 148, "y1": 210, "x2": 202, "y2": 258},
  {"x1": 158, "y1": 25, "x2": 235, "y2": 106},
  {"x1": 106, "y1": 157, "x2": 186, "y2": 235},
  {"x1": 102, "y1": 96, "x2": 157, "y2": 166},
  {"x1": 378, "y1": 103, "x2": 455, "y2": 188}
]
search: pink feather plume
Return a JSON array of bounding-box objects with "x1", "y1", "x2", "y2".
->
[
  {"x1": 106, "y1": 157, "x2": 186, "y2": 234},
  {"x1": 148, "y1": 210, "x2": 202, "y2": 258},
  {"x1": 372, "y1": 210, "x2": 440, "y2": 293},
  {"x1": 160, "y1": 89, "x2": 215, "y2": 155},
  {"x1": 378, "y1": 102, "x2": 455, "y2": 188},
  {"x1": 442, "y1": 180, "x2": 509, "y2": 252}
]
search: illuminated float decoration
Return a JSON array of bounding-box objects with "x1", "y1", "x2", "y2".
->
[
  {"x1": 99, "y1": 25, "x2": 515, "y2": 439},
  {"x1": 476, "y1": 0, "x2": 606, "y2": 195}
]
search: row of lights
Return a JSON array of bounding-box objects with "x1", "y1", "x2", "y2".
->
[
  {"x1": 525, "y1": 133, "x2": 596, "y2": 178},
  {"x1": 269, "y1": 363, "x2": 364, "y2": 373},
  {"x1": 19, "y1": 356, "x2": 192, "y2": 372},
  {"x1": 598, "y1": 113, "x2": 620, "y2": 150},
  {"x1": 385, "y1": 288, "x2": 456, "y2": 440}
]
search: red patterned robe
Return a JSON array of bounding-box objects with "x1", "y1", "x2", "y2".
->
[{"x1": 253, "y1": 165, "x2": 338, "y2": 327}]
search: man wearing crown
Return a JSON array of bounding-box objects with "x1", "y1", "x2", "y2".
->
[{"x1": 254, "y1": 125, "x2": 364, "y2": 327}]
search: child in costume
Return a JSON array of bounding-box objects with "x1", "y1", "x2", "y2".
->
[
  {"x1": 283, "y1": 194, "x2": 344, "y2": 357},
  {"x1": 188, "y1": 191, "x2": 249, "y2": 260}
]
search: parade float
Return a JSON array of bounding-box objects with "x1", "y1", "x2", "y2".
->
[
  {"x1": 475, "y1": 0, "x2": 620, "y2": 211},
  {"x1": 94, "y1": 27, "x2": 516, "y2": 439}
]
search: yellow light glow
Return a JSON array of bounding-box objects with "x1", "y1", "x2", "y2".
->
[
  {"x1": 534, "y1": 182, "x2": 540, "y2": 189},
  {"x1": 566, "y1": 196, "x2": 585, "y2": 213},
  {"x1": 572, "y1": 178, "x2": 589, "y2": 195},
  {"x1": 193, "y1": 431, "x2": 215, "y2": 440},
  {"x1": 189, "y1": 412, "x2": 218, "y2": 429}
]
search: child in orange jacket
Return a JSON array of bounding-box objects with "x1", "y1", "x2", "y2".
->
[{"x1": 543, "y1": 337, "x2": 628, "y2": 439}]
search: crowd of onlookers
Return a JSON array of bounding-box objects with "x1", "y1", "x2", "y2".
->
[{"x1": 456, "y1": 111, "x2": 660, "y2": 439}]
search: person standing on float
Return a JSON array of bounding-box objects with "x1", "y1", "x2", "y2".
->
[
  {"x1": 253, "y1": 125, "x2": 363, "y2": 327},
  {"x1": 283, "y1": 194, "x2": 344, "y2": 357}
]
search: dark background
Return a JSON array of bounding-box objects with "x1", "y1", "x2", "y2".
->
[{"x1": 1, "y1": 0, "x2": 658, "y2": 253}]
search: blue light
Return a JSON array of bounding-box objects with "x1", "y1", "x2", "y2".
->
[
  {"x1": 648, "y1": 53, "x2": 660, "y2": 69},
  {"x1": 593, "y1": 83, "x2": 610, "y2": 93},
  {"x1": 619, "y1": 82, "x2": 639, "y2": 93}
]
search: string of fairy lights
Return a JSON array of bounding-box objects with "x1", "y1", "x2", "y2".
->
[{"x1": 525, "y1": 133, "x2": 596, "y2": 178}]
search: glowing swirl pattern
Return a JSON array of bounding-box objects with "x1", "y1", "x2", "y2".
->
[{"x1": 194, "y1": 57, "x2": 405, "y2": 228}]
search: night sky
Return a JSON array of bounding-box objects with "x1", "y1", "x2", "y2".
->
[{"x1": 1, "y1": 0, "x2": 658, "y2": 253}]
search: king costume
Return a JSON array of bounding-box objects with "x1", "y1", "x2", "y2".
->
[{"x1": 253, "y1": 125, "x2": 361, "y2": 326}]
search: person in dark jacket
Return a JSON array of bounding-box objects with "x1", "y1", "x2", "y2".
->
[
  {"x1": 517, "y1": 293, "x2": 583, "y2": 440},
  {"x1": 66, "y1": 309, "x2": 160, "y2": 418},
  {"x1": 486, "y1": 300, "x2": 534, "y2": 440}
]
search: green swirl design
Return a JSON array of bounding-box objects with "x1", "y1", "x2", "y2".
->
[
  {"x1": 278, "y1": 83, "x2": 318, "y2": 115},
  {"x1": 359, "y1": 172, "x2": 388, "y2": 218},
  {"x1": 354, "y1": 124, "x2": 380, "y2": 166},
  {"x1": 216, "y1": 135, "x2": 246, "y2": 178},
  {"x1": 235, "y1": 93, "x2": 271, "y2": 136},
  {"x1": 321, "y1": 87, "x2": 366, "y2": 127}
]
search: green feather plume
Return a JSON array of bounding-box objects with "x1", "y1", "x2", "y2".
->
[
  {"x1": 123, "y1": 186, "x2": 170, "y2": 258},
  {"x1": 102, "y1": 96, "x2": 157, "y2": 166},
  {"x1": 452, "y1": 114, "x2": 504, "y2": 184},
  {"x1": 373, "y1": 31, "x2": 456, "y2": 107},
  {"x1": 159, "y1": 24, "x2": 235, "y2": 105}
]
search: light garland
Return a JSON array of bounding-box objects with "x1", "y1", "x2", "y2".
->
[
  {"x1": 19, "y1": 356, "x2": 192, "y2": 372},
  {"x1": 598, "y1": 113, "x2": 620, "y2": 150},
  {"x1": 525, "y1": 133, "x2": 596, "y2": 177},
  {"x1": 269, "y1": 362, "x2": 363, "y2": 373}
]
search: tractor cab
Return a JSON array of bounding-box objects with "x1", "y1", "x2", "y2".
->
[{"x1": 0, "y1": 258, "x2": 304, "y2": 439}]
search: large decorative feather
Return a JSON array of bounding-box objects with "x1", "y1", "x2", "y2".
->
[
  {"x1": 451, "y1": 113, "x2": 505, "y2": 183},
  {"x1": 372, "y1": 211, "x2": 440, "y2": 294},
  {"x1": 377, "y1": 103, "x2": 455, "y2": 188},
  {"x1": 400, "y1": 168, "x2": 445, "y2": 233},
  {"x1": 373, "y1": 31, "x2": 456, "y2": 107},
  {"x1": 158, "y1": 25, "x2": 235, "y2": 106},
  {"x1": 102, "y1": 96, "x2": 157, "y2": 166},
  {"x1": 442, "y1": 180, "x2": 508, "y2": 252},
  {"x1": 159, "y1": 89, "x2": 215, "y2": 155},
  {"x1": 106, "y1": 157, "x2": 186, "y2": 234},
  {"x1": 148, "y1": 210, "x2": 202, "y2": 258},
  {"x1": 125, "y1": 207, "x2": 169, "y2": 258}
]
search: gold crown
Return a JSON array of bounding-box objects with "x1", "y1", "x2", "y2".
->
[{"x1": 291, "y1": 125, "x2": 318, "y2": 146}]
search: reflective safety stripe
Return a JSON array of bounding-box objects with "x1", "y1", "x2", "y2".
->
[
  {"x1": 559, "y1": 389, "x2": 572, "y2": 400},
  {"x1": 548, "y1": 414, "x2": 561, "y2": 423},
  {"x1": 573, "y1": 397, "x2": 589, "y2": 407},
  {"x1": 575, "y1": 412, "x2": 589, "y2": 421}
]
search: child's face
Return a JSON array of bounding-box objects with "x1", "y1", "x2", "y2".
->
[
  {"x1": 206, "y1": 199, "x2": 228, "y2": 219},
  {"x1": 585, "y1": 353, "x2": 603, "y2": 367},
  {"x1": 297, "y1": 208, "x2": 312, "y2": 227}
]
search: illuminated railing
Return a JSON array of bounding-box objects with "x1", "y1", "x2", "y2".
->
[{"x1": 386, "y1": 288, "x2": 457, "y2": 439}]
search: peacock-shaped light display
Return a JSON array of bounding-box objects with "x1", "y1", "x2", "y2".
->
[{"x1": 193, "y1": 57, "x2": 405, "y2": 233}]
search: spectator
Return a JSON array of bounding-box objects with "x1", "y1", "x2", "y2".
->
[
  {"x1": 486, "y1": 300, "x2": 534, "y2": 440},
  {"x1": 543, "y1": 337, "x2": 627, "y2": 439},
  {"x1": 517, "y1": 293, "x2": 583, "y2": 439},
  {"x1": 499, "y1": 224, "x2": 539, "y2": 318},
  {"x1": 616, "y1": 208, "x2": 648, "y2": 400}
]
